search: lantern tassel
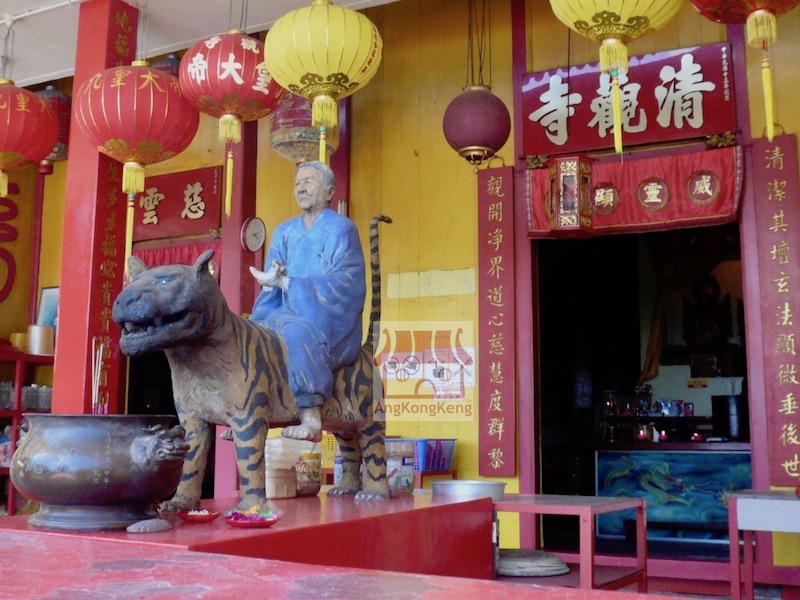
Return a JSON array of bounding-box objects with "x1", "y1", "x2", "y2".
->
[
  {"x1": 319, "y1": 125, "x2": 327, "y2": 164},
  {"x1": 225, "y1": 148, "x2": 234, "y2": 218},
  {"x1": 612, "y1": 73, "x2": 623, "y2": 154},
  {"x1": 122, "y1": 162, "x2": 145, "y2": 197},
  {"x1": 762, "y1": 57, "x2": 775, "y2": 142},
  {"x1": 220, "y1": 114, "x2": 242, "y2": 144},
  {"x1": 746, "y1": 10, "x2": 777, "y2": 49},
  {"x1": 599, "y1": 39, "x2": 629, "y2": 75},
  {"x1": 0, "y1": 171, "x2": 7, "y2": 198},
  {"x1": 125, "y1": 194, "x2": 135, "y2": 275},
  {"x1": 312, "y1": 95, "x2": 339, "y2": 131}
]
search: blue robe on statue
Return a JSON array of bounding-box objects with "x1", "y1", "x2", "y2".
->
[{"x1": 250, "y1": 208, "x2": 366, "y2": 408}]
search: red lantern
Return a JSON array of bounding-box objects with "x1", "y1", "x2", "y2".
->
[
  {"x1": 35, "y1": 85, "x2": 71, "y2": 163},
  {"x1": 442, "y1": 0, "x2": 511, "y2": 168},
  {"x1": 688, "y1": 0, "x2": 800, "y2": 140},
  {"x1": 74, "y1": 61, "x2": 200, "y2": 262},
  {"x1": 0, "y1": 79, "x2": 59, "y2": 197},
  {"x1": 179, "y1": 30, "x2": 286, "y2": 214}
]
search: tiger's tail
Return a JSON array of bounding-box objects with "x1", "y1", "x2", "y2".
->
[{"x1": 367, "y1": 215, "x2": 392, "y2": 349}]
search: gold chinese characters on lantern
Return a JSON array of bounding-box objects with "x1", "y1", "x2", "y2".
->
[
  {"x1": 0, "y1": 80, "x2": 59, "y2": 197},
  {"x1": 74, "y1": 61, "x2": 199, "y2": 265}
]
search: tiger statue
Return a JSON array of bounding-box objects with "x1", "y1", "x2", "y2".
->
[{"x1": 112, "y1": 215, "x2": 393, "y2": 511}]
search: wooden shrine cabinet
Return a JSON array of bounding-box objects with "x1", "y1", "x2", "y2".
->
[{"x1": 0, "y1": 348, "x2": 54, "y2": 516}]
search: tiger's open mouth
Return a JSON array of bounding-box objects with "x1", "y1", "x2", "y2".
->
[
  {"x1": 121, "y1": 310, "x2": 188, "y2": 335},
  {"x1": 118, "y1": 309, "x2": 198, "y2": 354}
]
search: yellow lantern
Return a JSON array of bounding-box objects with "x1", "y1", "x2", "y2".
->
[
  {"x1": 265, "y1": 0, "x2": 382, "y2": 163},
  {"x1": 548, "y1": 0, "x2": 683, "y2": 153}
]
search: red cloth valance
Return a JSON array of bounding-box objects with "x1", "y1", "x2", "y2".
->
[
  {"x1": 528, "y1": 146, "x2": 742, "y2": 237},
  {"x1": 132, "y1": 239, "x2": 222, "y2": 275}
]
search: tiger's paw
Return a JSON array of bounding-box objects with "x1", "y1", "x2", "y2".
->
[
  {"x1": 159, "y1": 497, "x2": 199, "y2": 514},
  {"x1": 282, "y1": 407, "x2": 322, "y2": 442},
  {"x1": 281, "y1": 424, "x2": 322, "y2": 443},
  {"x1": 326, "y1": 486, "x2": 358, "y2": 497},
  {"x1": 354, "y1": 490, "x2": 388, "y2": 501}
]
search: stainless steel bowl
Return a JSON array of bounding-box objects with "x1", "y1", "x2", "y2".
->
[{"x1": 431, "y1": 479, "x2": 506, "y2": 501}]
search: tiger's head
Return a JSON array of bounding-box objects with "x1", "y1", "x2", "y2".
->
[{"x1": 112, "y1": 250, "x2": 223, "y2": 357}]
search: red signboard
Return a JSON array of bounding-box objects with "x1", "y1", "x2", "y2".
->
[
  {"x1": 477, "y1": 166, "x2": 516, "y2": 477},
  {"x1": 522, "y1": 43, "x2": 736, "y2": 156},
  {"x1": 752, "y1": 135, "x2": 800, "y2": 487},
  {"x1": 528, "y1": 146, "x2": 742, "y2": 236},
  {"x1": 133, "y1": 166, "x2": 222, "y2": 242}
]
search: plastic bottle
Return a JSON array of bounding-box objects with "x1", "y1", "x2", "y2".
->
[
  {"x1": 296, "y1": 452, "x2": 321, "y2": 496},
  {"x1": 386, "y1": 440, "x2": 414, "y2": 498},
  {"x1": 264, "y1": 438, "x2": 298, "y2": 499},
  {"x1": 333, "y1": 451, "x2": 343, "y2": 486}
]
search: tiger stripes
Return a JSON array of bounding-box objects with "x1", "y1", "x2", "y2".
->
[{"x1": 115, "y1": 215, "x2": 393, "y2": 512}]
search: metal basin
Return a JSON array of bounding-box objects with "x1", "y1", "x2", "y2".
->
[
  {"x1": 10, "y1": 414, "x2": 188, "y2": 531},
  {"x1": 431, "y1": 479, "x2": 506, "y2": 501}
]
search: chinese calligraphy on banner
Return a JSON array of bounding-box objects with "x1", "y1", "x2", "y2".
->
[
  {"x1": 133, "y1": 167, "x2": 222, "y2": 241},
  {"x1": 478, "y1": 166, "x2": 516, "y2": 476},
  {"x1": 753, "y1": 135, "x2": 800, "y2": 486},
  {"x1": 522, "y1": 43, "x2": 736, "y2": 155}
]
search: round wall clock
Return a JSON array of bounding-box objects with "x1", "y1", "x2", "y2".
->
[{"x1": 241, "y1": 217, "x2": 266, "y2": 252}]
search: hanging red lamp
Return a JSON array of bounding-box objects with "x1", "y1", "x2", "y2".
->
[
  {"x1": 0, "y1": 79, "x2": 59, "y2": 197},
  {"x1": 687, "y1": 0, "x2": 800, "y2": 141},
  {"x1": 74, "y1": 61, "x2": 200, "y2": 265},
  {"x1": 179, "y1": 30, "x2": 285, "y2": 216},
  {"x1": 443, "y1": 85, "x2": 510, "y2": 167},
  {"x1": 443, "y1": 0, "x2": 510, "y2": 168}
]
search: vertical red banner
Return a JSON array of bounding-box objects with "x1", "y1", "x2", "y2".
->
[
  {"x1": 478, "y1": 166, "x2": 516, "y2": 477},
  {"x1": 753, "y1": 134, "x2": 800, "y2": 486}
]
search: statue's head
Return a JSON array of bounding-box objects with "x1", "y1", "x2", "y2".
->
[{"x1": 295, "y1": 160, "x2": 335, "y2": 213}]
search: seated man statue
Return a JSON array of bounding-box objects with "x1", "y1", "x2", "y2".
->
[{"x1": 249, "y1": 160, "x2": 366, "y2": 443}]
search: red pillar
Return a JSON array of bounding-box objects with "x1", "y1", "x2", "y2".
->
[{"x1": 52, "y1": 0, "x2": 138, "y2": 414}]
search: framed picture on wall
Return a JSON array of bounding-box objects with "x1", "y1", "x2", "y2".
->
[{"x1": 36, "y1": 287, "x2": 59, "y2": 328}]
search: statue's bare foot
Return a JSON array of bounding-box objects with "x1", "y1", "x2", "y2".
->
[{"x1": 282, "y1": 407, "x2": 322, "y2": 442}]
